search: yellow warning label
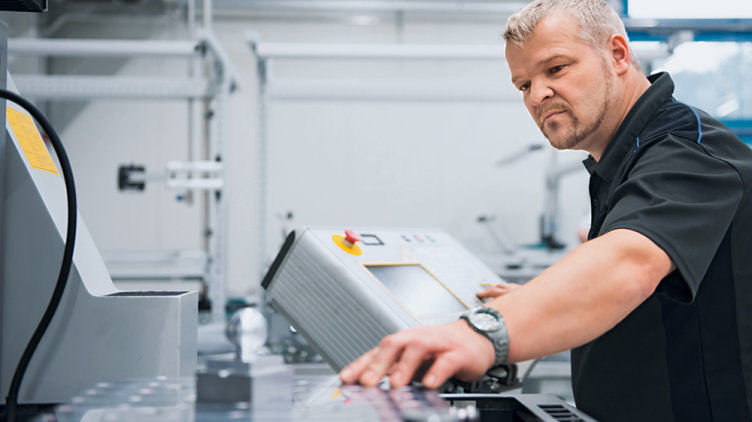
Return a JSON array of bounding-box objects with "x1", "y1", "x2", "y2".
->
[
  {"x1": 332, "y1": 234, "x2": 362, "y2": 256},
  {"x1": 7, "y1": 107, "x2": 58, "y2": 175}
]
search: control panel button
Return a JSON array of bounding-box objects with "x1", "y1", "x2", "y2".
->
[
  {"x1": 344, "y1": 229, "x2": 362, "y2": 246},
  {"x1": 332, "y1": 229, "x2": 363, "y2": 256}
]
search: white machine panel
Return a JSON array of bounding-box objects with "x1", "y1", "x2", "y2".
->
[
  {"x1": 0, "y1": 73, "x2": 197, "y2": 404},
  {"x1": 262, "y1": 227, "x2": 505, "y2": 371}
]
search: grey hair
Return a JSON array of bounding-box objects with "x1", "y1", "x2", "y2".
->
[{"x1": 504, "y1": 0, "x2": 641, "y2": 70}]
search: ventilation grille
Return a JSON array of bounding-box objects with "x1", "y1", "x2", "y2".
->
[
  {"x1": 539, "y1": 404, "x2": 585, "y2": 421},
  {"x1": 269, "y1": 244, "x2": 391, "y2": 370}
]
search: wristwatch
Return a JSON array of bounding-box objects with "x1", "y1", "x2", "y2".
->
[{"x1": 459, "y1": 306, "x2": 509, "y2": 366}]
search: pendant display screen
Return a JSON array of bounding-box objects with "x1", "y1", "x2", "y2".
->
[{"x1": 365, "y1": 264, "x2": 467, "y2": 319}]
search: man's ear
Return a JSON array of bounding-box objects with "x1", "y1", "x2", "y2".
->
[{"x1": 608, "y1": 34, "x2": 631, "y2": 75}]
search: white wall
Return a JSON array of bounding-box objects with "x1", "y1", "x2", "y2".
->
[
  {"x1": 219, "y1": 16, "x2": 591, "y2": 294},
  {"x1": 17, "y1": 11, "x2": 590, "y2": 296}
]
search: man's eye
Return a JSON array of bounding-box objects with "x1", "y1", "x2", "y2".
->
[
  {"x1": 518, "y1": 83, "x2": 530, "y2": 92},
  {"x1": 549, "y1": 65, "x2": 565, "y2": 74}
]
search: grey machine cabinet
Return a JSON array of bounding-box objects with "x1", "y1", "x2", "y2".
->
[{"x1": 0, "y1": 23, "x2": 197, "y2": 404}]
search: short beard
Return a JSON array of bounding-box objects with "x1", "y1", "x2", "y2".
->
[{"x1": 543, "y1": 62, "x2": 614, "y2": 151}]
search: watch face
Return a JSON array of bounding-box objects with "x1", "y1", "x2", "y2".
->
[{"x1": 469, "y1": 312, "x2": 499, "y2": 331}]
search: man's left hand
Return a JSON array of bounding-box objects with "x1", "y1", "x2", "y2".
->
[
  {"x1": 338, "y1": 320, "x2": 495, "y2": 389},
  {"x1": 477, "y1": 282, "x2": 520, "y2": 300}
]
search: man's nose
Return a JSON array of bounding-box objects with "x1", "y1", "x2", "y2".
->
[{"x1": 530, "y1": 82, "x2": 554, "y2": 108}]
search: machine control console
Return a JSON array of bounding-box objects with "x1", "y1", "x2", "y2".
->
[{"x1": 263, "y1": 227, "x2": 506, "y2": 372}]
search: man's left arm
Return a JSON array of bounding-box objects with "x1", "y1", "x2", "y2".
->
[{"x1": 340, "y1": 228, "x2": 674, "y2": 388}]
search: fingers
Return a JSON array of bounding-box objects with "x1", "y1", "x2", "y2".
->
[
  {"x1": 342, "y1": 323, "x2": 489, "y2": 390},
  {"x1": 389, "y1": 339, "x2": 431, "y2": 387},
  {"x1": 340, "y1": 333, "x2": 411, "y2": 387},
  {"x1": 340, "y1": 347, "x2": 378, "y2": 384},
  {"x1": 358, "y1": 335, "x2": 409, "y2": 386},
  {"x1": 476, "y1": 282, "x2": 518, "y2": 299},
  {"x1": 476, "y1": 287, "x2": 498, "y2": 299},
  {"x1": 421, "y1": 352, "x2": 462, "y2": 388}
]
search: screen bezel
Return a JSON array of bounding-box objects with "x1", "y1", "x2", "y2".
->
[{"x1": 360, "y1": 262, "x2": 470, "y2": 324}]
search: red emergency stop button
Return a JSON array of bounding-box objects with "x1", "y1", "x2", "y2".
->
[
  {"x1": 344, "y1": 229, "x2": 362, "y2": 245},
  {"x1": 332, "y1": 229, "x2": 363, "y2": 256}
]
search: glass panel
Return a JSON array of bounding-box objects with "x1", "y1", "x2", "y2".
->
[
  {"x1": 365, "y1": 264, "x2": 467, "y2": 318},
  {"x1": 653, "y1": 42, "x2": 752, "y2": 120},
  {"x1": 628, "y1": 0, "x2": 752, "y2": 19}
]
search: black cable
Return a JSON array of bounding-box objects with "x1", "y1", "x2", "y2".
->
[{"x1": 0, "y1": 89, "x2": 77, "y2": 422}]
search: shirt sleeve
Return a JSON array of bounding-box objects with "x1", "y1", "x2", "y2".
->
[{"x1": 599, "y1": 133, "x2": 744, "y2": 303}]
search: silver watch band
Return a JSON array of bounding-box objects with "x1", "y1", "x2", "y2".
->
[
  {"x1": 461, "y1": 307, "x2": 510, "y2": 366},
  {"x1": 487, "y1": 314, "x2": 509, "y2": 366}
]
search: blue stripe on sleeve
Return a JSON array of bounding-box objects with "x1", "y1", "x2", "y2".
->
[{"x1": 687, "y1": 105, "x2": 703, "y2": 144}]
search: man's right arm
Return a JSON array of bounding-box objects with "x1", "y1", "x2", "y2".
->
[
  {"x1": 486, "y1": 228, "x2": 674, "y2": 362},
  {"x1": 341, "y1": 228, "x2": 675, "y2": 387}
]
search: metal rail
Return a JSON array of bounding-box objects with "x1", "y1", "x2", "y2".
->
[
  {"x1": 267, "y1": 79, "x2": 515, "y2": 102},
  {"x1": 255, "y1": 43, "x2": 506, "y2": 60},
  {"x1": 13, "y1": 75, "x2": 210, "y2": 99},
  {"x1": 215, "y1": 0, "x2": 526, "y2": 14},
  {"x1": 8, "y1": 38, "x2": 200, "y2": 57}
]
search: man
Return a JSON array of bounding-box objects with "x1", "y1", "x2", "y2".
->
[{"x1": 340, "y1": 1, "x2": 752, "y2": 421}]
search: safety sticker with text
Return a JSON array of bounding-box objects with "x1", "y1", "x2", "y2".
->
[{"x1": 6, "y1": 106, "x2": 58, "y2": 175}]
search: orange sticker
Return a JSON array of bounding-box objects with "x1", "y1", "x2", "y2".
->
[{"x1": 7, "y1": 107, "x2": 58, "y2": 174}]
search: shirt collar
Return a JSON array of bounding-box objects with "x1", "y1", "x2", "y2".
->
[{"x1": 583, "y1": 72, "x2": 675, "y2": 180}]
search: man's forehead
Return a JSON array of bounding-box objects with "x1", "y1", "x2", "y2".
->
[
  {"x1": 506, "y1": 42, "x2": 579, "y2": 78},
  {"x1": 506, "y1": 14, "x2": 590, "y2": 74}
]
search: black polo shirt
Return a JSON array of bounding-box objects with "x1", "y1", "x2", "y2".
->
[{"x1": 572, "y1": 72, "x2": 752, "y2": 422}]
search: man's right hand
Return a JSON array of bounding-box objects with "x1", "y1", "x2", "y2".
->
[{"x1": 339, "y1": 320, "x2": 495, "y2": 389}]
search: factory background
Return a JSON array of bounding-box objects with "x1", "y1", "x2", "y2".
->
[
  {"x1": 1, "y1": 0, "x2": 752, "y2": 416},
  {"x1": 2, "y1": 0, "x2": 750, "y2": 301},
  {"x1": 0, "y1": 1, "x2": 603, "y2": 300}
]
